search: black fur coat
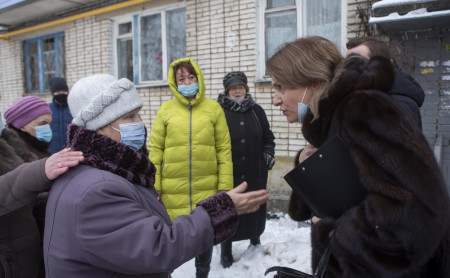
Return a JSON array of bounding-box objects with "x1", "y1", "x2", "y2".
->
[{"x1": 297, "y1": 57, "x2": 450, "y2": 277}]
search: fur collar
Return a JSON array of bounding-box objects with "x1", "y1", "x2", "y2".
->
[
  {"x1": 0, "y1": 127, "x2": 39, "y2": 163},
  {"x1": 0, "y1": 128, "x2": 33, "y2": 175},
  {"x1": 217, "y1": 92, "x2": 255, "y2": 112},
  {"x1": 66, "y1": 124, "x2": 156, "y2": 188},
  {"x1": 302, "y1": 56, "x2": 395, "y2": 147}
]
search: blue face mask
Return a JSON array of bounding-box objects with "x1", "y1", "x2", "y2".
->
[
  {"x1": 0, "y1": 116, "x2": 4, "y2": 135},
  {"x1": 34, "y1": 124, "x2": 53, "y2": 142},
  {"x1": 178, "y1": 82, "x2": 199, "y2": 97},
  {"x1": 297, "y1": 87, "x2": 309, "y2": 123},
  {"x1": 111, "y1": 121, "x2": 146, "y2": 152}
]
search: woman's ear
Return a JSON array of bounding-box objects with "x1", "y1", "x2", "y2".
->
[{"x1": 96, "y1": 125, "x2": 107, "y2": 136}]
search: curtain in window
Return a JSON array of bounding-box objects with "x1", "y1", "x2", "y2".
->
[
  {"x1": 57, "y1": 36, "x2": 66, "y2": 78},
  {"x1": 305, "y1": 0, "x2": 341, "y2": 48},
  {"x1": 265, "y1": 9, "x2": 296, "y2": 63},
  {"x1": 141, "y1": 14, "x2": 163, "y2": 81},
  {"x1": 43, "y1": 38, "x2": 56, "y2": 91},
  {"x1": 117, "y1": 38, "x2": 133, "y2": 81},
  {"x1": 166, "y1": 8, "x2": 186, "y2": 69}
]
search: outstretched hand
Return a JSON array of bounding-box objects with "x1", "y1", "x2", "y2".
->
[
  {"x1": 226, "y1": 182, "x2": 269, "y2": 215},
  {"x1": 45, "y1": 148, "x2": 84, "y2": 180}
]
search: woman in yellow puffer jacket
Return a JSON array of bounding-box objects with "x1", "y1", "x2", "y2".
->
[{"x1": 149, "y1": 58, "x2": 233, "y2": 278}]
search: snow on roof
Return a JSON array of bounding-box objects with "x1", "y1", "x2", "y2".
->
[
  {"x1": 369, "y1": 7, "x2": 450, "y2": 24},
  {"x1": 372, "y1": 0, "x2": 438, "y2": 9}
]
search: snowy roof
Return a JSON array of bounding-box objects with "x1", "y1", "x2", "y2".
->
[
  {"x1": 369, "y1": 0, "x2": 450, "y2": 33},
  {"x1": 372, "y1": 0, "x2": 439, "y2": 9},
  {"x1": 369, "y1": 8, "x2": 450, "y2": 24}
]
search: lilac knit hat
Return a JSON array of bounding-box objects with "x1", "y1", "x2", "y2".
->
[{"x1": 4, "y1": 96, "x2": 52, "y2": 129}]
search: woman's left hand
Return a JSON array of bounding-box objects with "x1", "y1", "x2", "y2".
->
[
  {"x1": 45, "y1": 148, "x2": 84, "y2": 180},
  {"x1": 226, "y1": 182, "x2": 270, "y2": 215},
  {"x1": 311, "y1": 216, "x2": 322, "y2": 224}
]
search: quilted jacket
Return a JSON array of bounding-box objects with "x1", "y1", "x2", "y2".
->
[{"x1": 149, "y1": 58, "x2": 233, "y2": 220}]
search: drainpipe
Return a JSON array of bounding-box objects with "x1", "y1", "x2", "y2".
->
[{"x1": 0, "y1": 0, "x2": 152, "y2": 40}]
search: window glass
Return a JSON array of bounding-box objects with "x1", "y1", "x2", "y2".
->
[
  {"x1": 118, "y1": 22, "x2": 132, "y2": 35},
  {"x1": 140, "y1": 14, "x2": 163, "y2": 81},
  {"x1": 259, "y1": 0, "x2": 343, "y2": 79},
  {"x1": 305, "y1": 0, "x2": 341, "y2": 48},
  {"x1": 43, "y1": 38, "x2": 56, "y2": 91},
  {"x1": 23, "y1": 33, "x2": 65, "y2": 92},
  {"x1": 114, "y1": 6, "x2": 186, "y2": 84},
  {"x1": 117, "y1": 38, "x2": 133, "y2": 81},
  {"x1": 265, "y1": 9, "x2": 296, "y2": 61},
  {"x1": 28, "y1": 42, "x2": 39, "y2": 91},
  {"x1": 166, "y1": 8, "x2": 186, "y2": 68},
  {"x1": 267, "y1": 0, "x2": 295, "y2": 9},
  {"x1": 57, "y1": 36, "x2": 66, "y2": 77}
]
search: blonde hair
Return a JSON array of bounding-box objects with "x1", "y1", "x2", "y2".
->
[{"x1": 266, "y1": 36, "x2": 343, "y2": 119}]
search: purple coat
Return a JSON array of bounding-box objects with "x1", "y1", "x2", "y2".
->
[{"x1": 44, "y1": 125, "x2": 238, "y2": 278}]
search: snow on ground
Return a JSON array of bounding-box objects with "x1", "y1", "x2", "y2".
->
[{"x1": 172, "y1": 213, "x2": 312, "y2": 278}]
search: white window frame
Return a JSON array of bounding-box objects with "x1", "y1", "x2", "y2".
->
[
  {"x1": 256, "y1": 0, "x2": 347, "y2": 81},
  {"x1": 112, "y1": 2, "x2": 186, "y2": 87},
  {"x1": 113, "y1": 18, "x2": 134, "y2": 82}
]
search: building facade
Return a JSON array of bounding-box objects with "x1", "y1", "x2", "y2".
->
[{"x1": 0, "y1": 0, "x2": 449, "y2": 211}]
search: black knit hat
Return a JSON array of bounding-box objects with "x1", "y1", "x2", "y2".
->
[
  {"x1": 223, "y1": 71, "x2": 249, "y2": 94},
  {"x1": 50, "y1": 77, "x2": 68, "y2": 94}
]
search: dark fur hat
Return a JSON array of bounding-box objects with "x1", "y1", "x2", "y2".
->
[{"x1": 223, "y1": 71, "x2": 249, "y2": 94}]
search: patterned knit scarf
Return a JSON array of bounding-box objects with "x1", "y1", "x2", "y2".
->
[
  {"x1": 217, "y1": 92, "x2": 256, "y2": 112},
  {"x1": 66, "y1": 124, "x2": 156, "y2": 188}
]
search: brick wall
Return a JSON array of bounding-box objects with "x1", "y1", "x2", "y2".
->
[
  {"x1": 0, "y1": 39, "x2": 27, "y2": 114},
  {"x1": 0, "y1": 0, "x2": 308, "y2": 158},
  {"x1": 185, "y1": 0, "x2": 307, "y2": 159},
  {"x1": 347, "y1": 0, "x2": 375, "y2": 39},
  {"x1": 65, "y1": 17, "x2": 112, "y2": 87}
]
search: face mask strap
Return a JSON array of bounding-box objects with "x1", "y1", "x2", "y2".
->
[
  {"x1": 300, "y1": 87, "x2": 308, "y2": 104},
  {"x1": 109, "y1": 125, "x2": 120, "y2": 132}
]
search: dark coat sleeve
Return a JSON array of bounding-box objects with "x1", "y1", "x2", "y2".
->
[
  {"x1": 255, "y1": 105, "x2": 275, "y2": 155},
  {"x1": 312, "y1": 90, "x2": 450, "y2": 277},
  {"x1": 0, "y1": 158, "x2": 50, "y2": 216},
  {"x1": 288, "y1": 148, "x2": 312, "y2": 221}
]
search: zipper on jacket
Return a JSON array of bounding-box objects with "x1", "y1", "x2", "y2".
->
[{"x1": 189, "y1": 104, "x2": 193, "y2": 211}]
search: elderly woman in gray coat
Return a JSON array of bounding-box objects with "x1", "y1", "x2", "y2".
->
[{"x1": 43, "y1": 74, "x2": 269, "y2": 278}]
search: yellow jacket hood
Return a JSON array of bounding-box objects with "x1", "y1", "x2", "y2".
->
[{"x1": 168, "y1": 58, "x2": 205, "y2": 106}]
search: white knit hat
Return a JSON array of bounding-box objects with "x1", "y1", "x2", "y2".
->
[{"x1": 68, "y1": 74, "x2": 143, "y2": 131}]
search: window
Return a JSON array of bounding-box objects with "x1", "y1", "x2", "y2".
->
[
  {"x1": 113, "y1": 4, "x2": 186, "y2": 85},
  {"x1": 257, "y1": 0, "x2": 346, "y2": 80},
  {"x1": 23, "y1": 32, "x2": 65, "y2": 92}
]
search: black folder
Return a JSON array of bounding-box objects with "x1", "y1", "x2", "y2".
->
[{"x1": 284, "y1": 135, "x2": 367, "y2": 219}]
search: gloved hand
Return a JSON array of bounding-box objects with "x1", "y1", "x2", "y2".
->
[{"x1": 263, "y1": 152, "x2": 275, "y2": 170}]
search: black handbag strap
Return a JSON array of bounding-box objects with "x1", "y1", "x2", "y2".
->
[
  {"x1": 265, "y1": 231, "x2": 333, "y2": 278},
  {"x1": 314, "y1": 233, "x2": 333, "y2": 278},
  {"x1": 264, "y1": 266, "x2": 313, "y2": 278}
]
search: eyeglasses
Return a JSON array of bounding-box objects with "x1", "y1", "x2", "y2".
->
[{"x1": 229, "y1": 85, "x2": 246, "y2": 91}]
